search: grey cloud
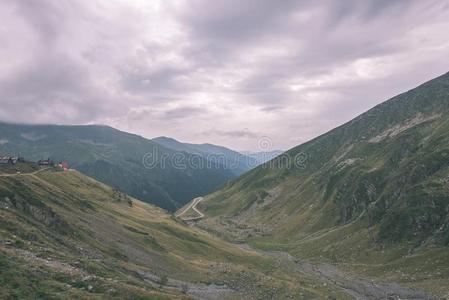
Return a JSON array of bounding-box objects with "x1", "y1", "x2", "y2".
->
[
  {"x1": 176, "y1": 0, "x2": 424, "y2": 108},
  {"x1": 178, "y1": 0, "x2": 418, "y2": 51},
  {"x1": 123, "y1": 106, "x2": 208, "y2": 123},
  {"x1": 163, "y1": 106, "x2": 208, "y2": 120},
  {"x1": 0, "y1": 0, "x2": 130, "y2": 124},
  {"x1": 120, "y1": 66, "x2": 193, "y2": 96},
  {"x1": 324, "y1": 0, "x2": 411, "y2": 25},
  {"x1": 0, "y1": 0, "x2": 448, "y2": 150},
  {"x1": 8, "y1": 0, "x2": 67, "y2": 42},
  {"x1": 201, "y1": 129, "x2": 259, "y2": 139},
  {"x1": 0, "y1": 54, "x2": 112, "y2": 124},
  {"x1": 179, "y1": 0, "x2": 303, "y2": 42}
]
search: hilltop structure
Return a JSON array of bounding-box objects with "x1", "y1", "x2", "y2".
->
[
  {"x1": 0, "y1": 156, "x2": 23, "y2": 165},
  {"x1": 57, "y1": 161, "x2": 69, "y2": 171}
]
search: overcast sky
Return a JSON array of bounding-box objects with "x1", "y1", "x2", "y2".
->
[{"x1": 1, "y1": 0, "x2": 449, "y2": 151}]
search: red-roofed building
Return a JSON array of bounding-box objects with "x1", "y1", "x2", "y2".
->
[{"x1": 58, "y1": 161, "x2": 69, "y2": 171}]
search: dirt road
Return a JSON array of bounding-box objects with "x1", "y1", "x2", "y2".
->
[{"x1": 176, "y1": 197, "x2": 204, "y2": 221}]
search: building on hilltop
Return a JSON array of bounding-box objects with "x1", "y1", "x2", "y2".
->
[
  {"x1": 0, "y1": 157, "x2": 12, "y2": 164},
  {"x1": 57, "y1": 161, "x2": 69, "y2": 171},
  {"x1": 0, "y1": 156, "x2": 18, "y2": 165}
]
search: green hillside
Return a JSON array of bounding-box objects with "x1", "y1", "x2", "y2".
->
[
  {"x1": 0, "y1": 166, "x2": 352, "y2": 299},
  {"x1": 0, "y1": 124, "x2": 236, "y2": 211},
  {"x1": 196, "y1": 72, "x2": 449, "y2": 296}
]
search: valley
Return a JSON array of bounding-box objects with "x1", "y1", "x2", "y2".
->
[
  {"x1": 185, "y1": 72, "x2": 449, "y2": 298},
  {"x1": 3, "y1": 163, "x2": 439, "y2": 299},
  {"x1": 177, "y1": 196, "x2": 440, "y2": 299},
  {"x1": 0, "y1": 164, "x2": 351, "y2": 299}
]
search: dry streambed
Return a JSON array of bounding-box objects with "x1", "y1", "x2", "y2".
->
[
  {"x1": 233, "y1": 244, "x2": 440, "y2": 300},
  {"x1": 137, "y1": 270, "x2": 238, "y2": 300},
  {"x1": 272, "y1": 251, "x2": 439, "y2": 300}
]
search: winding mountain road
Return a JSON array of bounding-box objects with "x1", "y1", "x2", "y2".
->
[{"x1": 176, "y1": 197, "x2": 204, "y2": 221}]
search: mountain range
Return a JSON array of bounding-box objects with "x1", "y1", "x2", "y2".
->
[
  {"x1": 152, "y1": 136, "x2": 259, "y2": 176},
  {"x1": 0, "y1": 124, "x2": 254, "y2": 211}
]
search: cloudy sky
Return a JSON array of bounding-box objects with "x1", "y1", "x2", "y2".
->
[{"x1": 1, "y1": 0, "x2": 449, "y2": 151}]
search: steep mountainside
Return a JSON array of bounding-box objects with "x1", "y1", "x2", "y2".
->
[
  {"x1": 0, "y1": 124, "x2": 235, "y2": 211},
  {"x1": 0, "y1": 165, "x2": 349, "y2": 299},
  {"x1": 196, "y1": 72, "x2": 449, "y2": 296},
  {"x1": 153, "y1": 137, "x2": 258, "y2": 175}
]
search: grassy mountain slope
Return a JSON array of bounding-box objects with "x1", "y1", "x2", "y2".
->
[
  {"x1": 196, "y1": 72, "x2": 449, "y2": 296},
  {"x1": 0, "y1": 165, "x2": 348, "y2": 299},
  {"x1": 0, "y1": 124, "x2": 235, "y2": 211},
  {"x1": 153, "y1": 137, "x2": 258, "y2": 175}
]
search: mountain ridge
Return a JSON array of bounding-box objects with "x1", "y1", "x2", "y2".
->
[
  {"x1": 192, "y1": 71, "x2": 449, "y2": 296},
  {"x1": 0, "y1": 123, "x2": 238, "y2": 211},
  {"x1": 152, "y1": 136, "x2": 258, "y2": 175}
]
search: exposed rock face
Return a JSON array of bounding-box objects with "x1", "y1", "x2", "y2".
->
[{"x1": 368, "y1": 113, "x2": 441, "y2": 143}]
